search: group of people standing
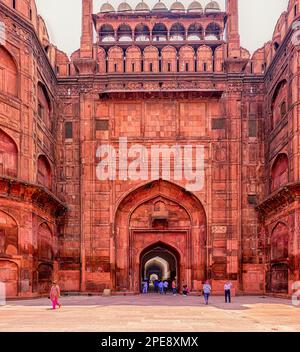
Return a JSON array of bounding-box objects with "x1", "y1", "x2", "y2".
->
[
  {"x1": 142, "y1": 278, "x2": 233, "y2": 305},
  {"x1": 202, "y1": 280, "x2": 233, "y2": 305},
  {"x1": 142, "y1": 279, "x2": 179, "y2": 295}
]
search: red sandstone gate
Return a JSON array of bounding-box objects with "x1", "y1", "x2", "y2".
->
[{"x1": 114, "y1": 180, "x2": 207, "y2": 293}]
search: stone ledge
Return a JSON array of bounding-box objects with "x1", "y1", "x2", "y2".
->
[
  {"x1": 0, "y1": 176, "x2": 67, "y2": 217},
  {"x1": 256, "y1": 182, "x2": 300, "y2": 218}
]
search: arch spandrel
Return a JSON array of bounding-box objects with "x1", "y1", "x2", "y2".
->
[
  {"x1": 130, "y1": 196, "x2": 191, "y2": 229},
  {"x1": 115, "y1": 180, "x2": 206, "y2": 227}
]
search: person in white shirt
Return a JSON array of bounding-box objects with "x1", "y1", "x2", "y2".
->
[
  {"x1": 224, "y1": 281, "x2": 233, "y2": 303},
  {"x1": 202, "y1": 280, "x2": 212, "y2": 305}
]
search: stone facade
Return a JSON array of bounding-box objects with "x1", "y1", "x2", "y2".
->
[{"x1": 0, "y1": 0, "x2": 299, "y2": 298}]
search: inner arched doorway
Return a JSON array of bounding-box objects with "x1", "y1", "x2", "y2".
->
[
  {"x1": 140, "y1": 242, "x2": 180, "y2": 292},
  {"x1": 114, "y1": 179, "x2": 207, "y2": 293}
]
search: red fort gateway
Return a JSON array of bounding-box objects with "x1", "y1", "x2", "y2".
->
[{"x1": 0, "y1": 0, "x2": 299, "y2": 298}]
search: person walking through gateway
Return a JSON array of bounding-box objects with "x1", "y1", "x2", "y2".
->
[
  {"x1": 202, "y1": 280, "x2": 212, "y2": 305},
  {"x1": 159, "y1": 281, "x2": 164, "y2": 294},
  {"x1": 172, "y1": 279, "x2": 177, "y2": 296},
  {"x1": 163, "y1": 280, "x2": 169, "y2": 294},
  {"x1": 49, "y1": 281, "x2": 61, "y2": 310},
  {"x1": 224, "y1": 281, "x2": 233, "y2": 303}
]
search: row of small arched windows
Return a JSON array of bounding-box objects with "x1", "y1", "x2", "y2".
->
[
  {"x1": 96, "y1": 45, "x2": 224, "y2": 73},
  {"x1": 99, "y1": 22, "x2": 223, "y2": 42}
]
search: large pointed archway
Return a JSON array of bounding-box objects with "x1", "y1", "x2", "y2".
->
[
  {"x1": 140, "y1": 242, "x2": 180, "y2": 292},
  {"x1": 114, "y1": 180, "x2": 207, "y2": 293}
]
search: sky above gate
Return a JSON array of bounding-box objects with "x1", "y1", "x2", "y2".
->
[{"x1": 35, "y1": 0, "x2": 289, "y2": 57}]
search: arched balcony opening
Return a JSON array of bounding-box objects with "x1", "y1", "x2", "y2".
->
[
  {"x1": 117, "y1": 24, "x2": 133, "y2": 42},
  {"x1": 271, "y1": 153, "x2": 289, "y2": 192},
  {"x1": 187, "y1": 23, "x2": 204, "y2": 41},
  {"x1": 0, "y1": 129, "x2": 18, "y2": 177},
  {"x1": 170, "y1": 23, "x2": 185, "y2": 41},
  {"x1": 0, "y1": 45, "x2": 18, "y2": 97},
  {"x1": 152, "y1": 23, "x2": 168, "y2": 42},
  {"x1": 205, "y1": 22, "x2": 222, "y2": 40},
  {"x1": 271, "y1": 79, "x2": 287, "y2": 128},
  {"x1": 179, "y1": 46, "x2": 195, "y2": 72},
  {"x1": 143, "y1": 46, "x2": 159, "y2": 73},
  {"x1": 99, "y1": 24, "x2": 115, "y2": 42},
  {"x1": 161, "y1": 46, "x2": 177, "y2": 73},
  {"x1": 197, "y1": 46, "x2": 213, "y2": 72},
  {"x1": 135, "y1": 24, "x2": 150, "y2": 42},
  {"x1": 37, "y1": 82, "x2": 51, "y2": 130},
  {"x1": 214, "y1": 45, "x2": 224, "y2": 72},
  {"x1": 125, "y1": 46, "x2": 142, "y2": 73},
  {"x1": 108, "y1": 46, "x2": 124, "y2": 73},
  {"x1": 37, "y1": 155, "x2": 52, "y2": 190}
]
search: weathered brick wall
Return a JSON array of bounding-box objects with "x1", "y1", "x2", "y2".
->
[{"x1": 0, "y1": 1, "x2": 64, "y2": 298}]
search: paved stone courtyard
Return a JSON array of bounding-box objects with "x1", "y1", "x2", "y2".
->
[{"x1": 0, "y1": 295, "x2": 299, "y2": 332}]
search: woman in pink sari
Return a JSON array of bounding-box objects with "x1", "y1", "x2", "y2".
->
[{"x1": 49, "y1": 281, "x2": 61, "y2": 310}]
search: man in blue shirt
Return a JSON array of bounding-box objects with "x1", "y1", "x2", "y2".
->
[{"x1": 203, "y1": 280, "x2": 212, "y2": 305}]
